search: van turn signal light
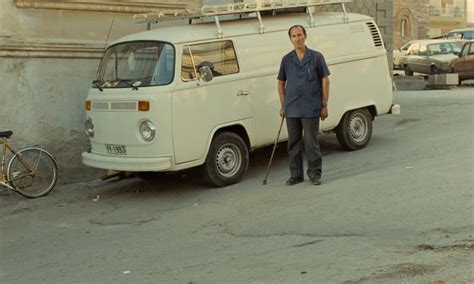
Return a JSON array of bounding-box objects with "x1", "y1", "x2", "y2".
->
[
  {"x1": 85, "y1": 100, "x2": 91, "y2": 111},
  {"x1": 138, "y1": 101, "x2": 150, "y2": 111}
]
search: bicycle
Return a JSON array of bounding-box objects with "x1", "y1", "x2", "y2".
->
[{"x1": 1, "y1": 130, "x2": 58, "y2": 198}]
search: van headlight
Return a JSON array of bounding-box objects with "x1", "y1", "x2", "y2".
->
[
  {"x1": 84, "y1": 118, "x2": 95, "y2": 138},
  {"x1": 139, "y1": 120, "x2": 156, "y2": 142}
]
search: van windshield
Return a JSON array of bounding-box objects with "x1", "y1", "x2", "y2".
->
[{"x1": 95, "y1": 41, "x2": 175, "y2": 89}]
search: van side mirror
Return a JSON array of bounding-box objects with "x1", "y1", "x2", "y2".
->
[{"x1": 199, "y1": 66, "x2": 213, "y2": 82}]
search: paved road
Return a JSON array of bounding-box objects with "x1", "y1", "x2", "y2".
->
[{"x1": 1, "y1": 88, "x2": 473, "y2": 283}]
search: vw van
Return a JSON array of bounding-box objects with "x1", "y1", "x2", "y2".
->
[{"x1": 82, "y1": 0, "x2": 399, "y2": 186}]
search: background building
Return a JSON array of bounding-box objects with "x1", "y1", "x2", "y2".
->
[
  {"x1": 429, "y1": 0, "x2": 468, "y2": 37},
  {"x1": 392, "y1": 0, "x2": 430, "y2": 49}
]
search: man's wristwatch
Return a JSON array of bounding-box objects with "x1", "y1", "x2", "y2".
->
[{"x1": 322, "y1": 101, "x2": 328, "y2": 107}]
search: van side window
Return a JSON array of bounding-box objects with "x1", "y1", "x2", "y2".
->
[{"x1": 181, "y1": 40, "x2": 239, "y2": 81}]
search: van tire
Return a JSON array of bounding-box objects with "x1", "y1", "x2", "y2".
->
[
  {"x1": 202, "y1": 132, "x2": 249, "y2": 187},
  {"x1": 336, "y1": 108, "x2": 373, "y2": 151},
  {"x1": 404, "y1": 65, "x2": 413, "y2": 76}
]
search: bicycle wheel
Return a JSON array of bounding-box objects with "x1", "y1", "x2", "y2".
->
[{"x1": 7, "y1": 147, "x2": 58, "y2": 198}]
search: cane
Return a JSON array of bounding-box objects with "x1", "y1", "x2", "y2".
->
[{"x1": 262, "y1": 116, "x2": 285, "y2": 185}]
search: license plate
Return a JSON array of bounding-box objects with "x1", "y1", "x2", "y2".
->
[{"x1": 105, "y1": 144, "x2": 127, "y2": 155}]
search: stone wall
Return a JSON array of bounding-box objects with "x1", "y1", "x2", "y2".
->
[{"x1": 393, "y1": 0, "x2": 430, "y2": 49}]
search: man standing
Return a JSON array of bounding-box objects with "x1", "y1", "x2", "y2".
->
[{"x1": 277, "y1": 25, "x2": 330, "y2": 186}]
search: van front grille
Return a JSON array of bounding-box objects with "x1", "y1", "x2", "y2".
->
[
  {"x1": 91, "y1": 101, "x2": 138, "y2": 111},
  {"x1": 366, "y1": 22, "x2": 383, "y2": 47},
  {"x1": 111, "y1": 102, "x2": 137, "y2": 111}
]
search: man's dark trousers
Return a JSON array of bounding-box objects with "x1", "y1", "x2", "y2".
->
[{"x1": 286, "y1": 117, "x2": 322, "y2": 180}]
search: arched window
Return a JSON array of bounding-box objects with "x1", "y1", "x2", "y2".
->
[{"x1": 401, "y1": 16, "x2": 410, "y2": 38}]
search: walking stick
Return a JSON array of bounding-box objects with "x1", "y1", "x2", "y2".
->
[{"x1": 262, "y1": 116, "x2": 285, "y2": 185}]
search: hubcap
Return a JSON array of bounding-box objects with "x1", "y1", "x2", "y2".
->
[
  {"x1": 349, "y1": 113, "x2": 368, "y2": 143},
  {"x1": 215, "y1": 143, "x2": 242, "y2": 178}
]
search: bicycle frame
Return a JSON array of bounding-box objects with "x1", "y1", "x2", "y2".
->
[{"x1": 0, "y1": 137, "x2": 36, "y2": 190}]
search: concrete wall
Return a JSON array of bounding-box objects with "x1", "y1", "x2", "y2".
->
[{"x1": 1, "y1": 0, "x2": 202, "y2": 183}]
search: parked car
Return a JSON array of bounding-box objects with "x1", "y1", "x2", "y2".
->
[
  {"x1": 451, "y1": 40, "x2": 474, "y2": 82},
  {"x1": 399, "y1": 39, "x2": 464, "y2": 76},
  {"x1": 445, "y1": 28, "x2": 474, "y2": 40},
  {"x1": 393, "y1": 40, "x2": 422, "y2": 69}
]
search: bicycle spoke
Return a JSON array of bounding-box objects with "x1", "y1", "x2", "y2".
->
[{"x1": 7, "y1": 148, "x2": 57, "y2": 198}]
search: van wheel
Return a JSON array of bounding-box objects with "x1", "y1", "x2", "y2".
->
[
  {"x1": 404, "y1": 65, "x2": 413, "y2": 76},
  {"x1": 336, "y1": 108, "x2": 373, "y2": 151},
  {"x1": 202, "y1": 132, "x2": 249, "y2": 187}
]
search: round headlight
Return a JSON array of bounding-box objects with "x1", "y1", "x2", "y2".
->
[
  {"x1": 84, "y1": 118, "x2": 95, "y2": 138},
  {"x1": 139, "y1": 120, "x2": 156, "y2": 142}
]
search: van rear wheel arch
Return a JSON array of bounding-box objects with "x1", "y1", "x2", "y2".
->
[{"x1": 336, "y1": 108, "x2": 373, "y2": 151}]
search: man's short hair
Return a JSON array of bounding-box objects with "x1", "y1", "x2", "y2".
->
[{"x1": 288, "y1": 25, "x2": 307, "y2": 37}]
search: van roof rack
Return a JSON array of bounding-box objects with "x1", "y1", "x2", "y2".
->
[{"x1": 133, "y1": 0, "x2": 352, "y2": 38}]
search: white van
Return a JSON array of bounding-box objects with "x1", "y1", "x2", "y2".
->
[{"x1": 82, "y1": 0, "x2": 399, "y2": 186}]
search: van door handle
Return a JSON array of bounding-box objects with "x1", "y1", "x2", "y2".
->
[{"x1": 237, "y1": 90, "x2": 249, "y2": 96}]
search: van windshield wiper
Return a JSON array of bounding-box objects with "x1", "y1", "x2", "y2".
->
[
  {"x1": 92, "y1": 80, "x2": 103, "y2": 92},
  {"x1": 116, "y1": 79, "x2": 139, "y2": 90}
]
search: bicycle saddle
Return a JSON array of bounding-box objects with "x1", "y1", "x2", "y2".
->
[{"x1": 0, "y1": 131, "x2": 13, "y2": 138}]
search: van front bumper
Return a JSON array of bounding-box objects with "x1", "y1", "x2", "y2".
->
[{"x1": 82, "y1": 152, "x2": 172, "y2": 171}]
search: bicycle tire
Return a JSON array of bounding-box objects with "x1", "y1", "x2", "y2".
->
[{"x1": 6, "y1": 147, "x2": 58, "y2": 198}]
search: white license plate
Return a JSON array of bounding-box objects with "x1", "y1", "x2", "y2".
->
[{"x1": 105, "y1": 144, "x2": 127, "y2": 155}]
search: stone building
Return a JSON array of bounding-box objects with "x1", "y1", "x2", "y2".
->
[
  {"x1": 1, "y1": 0, "x2": 393, "y2": 183},
  {"x1": 392, "y1": 0, "x2": 430, "y2": 49}
]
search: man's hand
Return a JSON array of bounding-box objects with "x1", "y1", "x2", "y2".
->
[
  {"x1": 320, "y1": 106, "x2": 328, "y2": 120},
  {"x1": 280, "y1": 108, "x2": 285, "y2": 118}
]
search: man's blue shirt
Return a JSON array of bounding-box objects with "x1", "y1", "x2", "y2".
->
[{"x1": 277, "y1": 48, "x2": 330, "y2": 118}]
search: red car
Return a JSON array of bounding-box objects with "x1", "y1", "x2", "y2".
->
[{"x1": 451, "y1": 40, "x2": 474, "y2": 82}]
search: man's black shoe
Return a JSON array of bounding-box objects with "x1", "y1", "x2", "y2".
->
[
  {"x1": 310, "y1": 178, "x2": 321, "y2": 186},
  {"x1": 286, "y1": 177, "x2": 304, "y2": 186}
]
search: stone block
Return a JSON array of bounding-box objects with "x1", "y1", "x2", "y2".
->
[
  {"x1": 428, "y1": 73, "x2": 459, "y2": 86},
  {"x1": 393, "y1": 75, "x2": 427, "y2": 90}
]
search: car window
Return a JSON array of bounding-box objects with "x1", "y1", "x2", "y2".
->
[
  {"x1": 181, "y1": 40, "x2": 239, "y2": 81},
  {"x1": 469, "y1": 43, "x2": 474, "y2": 55},
  {"x1": 464, "y1": 31, "x2": 474, "y2": 40},
  {"x1": 401, "y1": 42, "x2": 411, "y2": 51},
  {"x1": 419, "y1": 45, "x2": 428, "y2": 56},
  {"x1": 447, "y1": 32, "x2": 463, "y2": 39},
  {"x1": 408, "y1": 43, "x2": 420, "y2": 55},
  {"x1": 427, "y1": 44, "x2": 443, "y2": 55},
  {"x1": 448, "y1": 42, "x2": 462, "y2": 54},
  {"x1": 460, "y1": 44, "x2": 469, "y2": 56}
]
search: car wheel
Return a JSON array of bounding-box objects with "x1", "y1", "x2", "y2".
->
[
  {"x1": 404, "y1": 65, "x2": 413, "y2": 76},
  {"x1": 336, "y1": 108, "x2": 373, "y2": 151},
  {"x1": 431, "y1": 65, "x2": 439, "y2": 75},
  {"x1": 202, "y1": 132, "x2": 249, "y2": 187}
]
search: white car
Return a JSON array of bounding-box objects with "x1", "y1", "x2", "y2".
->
[{"x1": 393, "y1": 40, "x2": 422, "y2": 69}]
